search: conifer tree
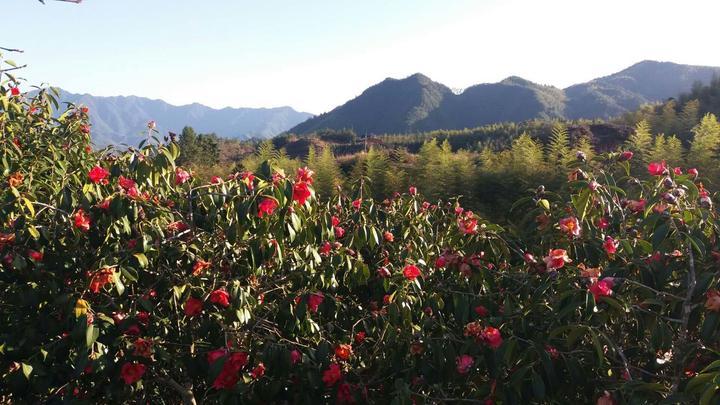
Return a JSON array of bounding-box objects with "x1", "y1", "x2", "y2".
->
[
  {"x1": 688, "y1": 113, "x2": 720, "y2": 177},
  {"x1": 679, "y1": 99, "x2": 700, "y2": 136}
]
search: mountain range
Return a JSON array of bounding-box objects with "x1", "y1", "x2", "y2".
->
[
  {"x1": 58, "y1": 60, "x2": 720, "y2": 145},
  {"x1": 289, "y1": 60, "x2": 720, "y2": 135},
  {"x1": 55, "y1": 90, "x2": 313, "y2": 146}
]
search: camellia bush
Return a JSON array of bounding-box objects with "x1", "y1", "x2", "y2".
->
[{"x1": 2, "y1": 76, "x2": 720, "y2": 404}]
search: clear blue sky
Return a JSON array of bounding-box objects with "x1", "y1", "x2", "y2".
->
[{"x1": 4, "y1": 0, "x2": 720, "y2": 113}]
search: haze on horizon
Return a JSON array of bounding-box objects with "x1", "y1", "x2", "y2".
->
[{"x1": 4, "y1": 0, "x2": 720, "y2": 114}]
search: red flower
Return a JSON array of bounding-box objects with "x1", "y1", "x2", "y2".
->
[
  {"x1": 619, "y1": 151, "x2": 633, "y2": 161},
  {"x1": 320, "y1": 241, "x2": 332, "y2": 256},
  {"x1": 207, "y1": 348, "x2": 228, "y2": 364},
  {"x1": 673, "y1": 167, "x2": 683, "y2": 175},
  {"x1": 322, "y1": 363, "x2": 343, "y2": 387},
  {"x1": 210, "y1": 289, "x2": 230, "y2": 307},
  {"x1": 73, "y1": 209, "x2": 91, "y2": 232},
  {"x1": 257, "y1": 198, "x2": 278, "y2": 218},
  {"x1": 435, "y1": 256, "x2": 447, "y2": 268},
  {"x1": 705, "y1": 290, "x2": 720, "y2": 312},
  {"x1": 240, "y1": 171, "x2": 255, "y2": 190},
  {"x1": 334, "y1": 226, "x2": 345, "y2": 239},
  {"x1": 402, "y1": 264, "x2": 421, "y2": 281},
  {"x1": 10, "y1": 87, "x2": 20, "y2": 96},
  {"x1": 136, "y1": 311, "x2": 149, "y2": 325},
  {"x1": 290, "y1": 349, "x2": 302, "y2": 365},
  {"x1": 120, "y1": 362, "x2": 146, "y2": 385},
  {"x1": 354, "y1": 331, "x2": 366, "y2": 344},
  {"x1": 337, "y1": 382, "x2": 354, "y2": 404},
  {"x1": 88, "y1": 166, "x2": 110, "y2": 185},
  {"x1": 596, "y1": 217, "x2": 610, "y2": 229},
  {"x1": 626, "y1": 199, "x2": 646, "y2": 213},
  {"x1": 307, "y1": 293, "x2": 324, "y2": 313},
  {"x1": 543, "y1": 249, "x2": 571, "y2": 270},
  {"x1": 456, "y1": 354, "x2": 474, "y2": 374},
  {"x1": 688, "y1": 168, "x2": 699, "y2": 178},
  {"x1": 293, "y1": 182, "x2": 312, "y2": 205},
  {"x1": 296, "y1": 166, "x2": 315, "y2": 184},
  {"x1": 28, "y1": 250, "x2": 43, "y2": 262},
  {"x1": 124, "y1": 324, "x2": 141, "y2": 335},
  {"x1": 211, "y1": 176, "x2": 223, "y2": 184},
  {"x1": 212, "y1": 368, "x2": 240, "y2": 390},
  {"x1": 558, "y1": 216, "x2": 581, "y2": 238},
  {"x1": 118, "y1": 176, "x2": 136, "y2": 191},
  {"x1": 458, "y1": 216, "x2": 479, "y2": 235},
  {"x1": 80, "y1": 124, "x2": 91, "y2": 134},
  {"x1": 184, "y1": 297, "x2": 203, "y2": 316},
  {"x1": 589, "y1": 279, "x2": 613, "y2": 301},
  {"x1": 250, "y1": 363, "x2": 266, "y2": 379},
  {"x1": 597, "y1": 391, "x2": 617, "y2": 405},
  {"x1": 133, "y1": 338, "x2": 153, "y2": 358},
  {"x1": 175, "y1": 167, "x2": 191, "y2": 185},
  {"x1": 481, "y1": 326, "x2": 503, "y2": 349},
  {"x1": 603, "y1": 236, "x2": 619, "y2": 255},
  {"x1": 89, "y1": 268, "x2": 114, "y2": 293},
  {"x1": 647, "y1": 161, "x2": 667, "y2": 176},
  {"x1": 335, "y1": 344, "x2": 353, "y2": 361},
  {"x1": 192, "y1": 259, "x2": 211, "y2": 276},
  {"x1": 383, "y1": 231, "x2": 394, "y2": 242},
  {"x1": 352, "y1": 199, "x2": 362, "y2": 210},
  {"x1": 376, "y1": 266, "x2": 391, "y2": 278},
  {"x1": 474, "y1": 305, "x2": 489, "y2": 317},
  {"x1": 332, "y1": 216, "x2": 341, "y2": 226},
  {"x1": 408, "y1": 186, "x2": 417, "y2": 196}
]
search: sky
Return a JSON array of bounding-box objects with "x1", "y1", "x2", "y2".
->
[{"x1": 4, "y1": 0, "x2": 720, "y2": 114}]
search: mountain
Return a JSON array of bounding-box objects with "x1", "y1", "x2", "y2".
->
[
  {"x1": 289, "y1": 61, "x2": 720, "y2": 135},
  {"x1": 55, "y1": 90, "x2": 312, "y2": 146}
]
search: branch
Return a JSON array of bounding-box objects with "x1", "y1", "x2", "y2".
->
[
  {"x1": 670, "y1": 236, "x2": 698, "y2": 394},
  {"x1": 157, "y1": 377, "x2": 198, "y2": 405},
  {"x1": 0, "y1": 47, "x2": 23, "y2": 53}
]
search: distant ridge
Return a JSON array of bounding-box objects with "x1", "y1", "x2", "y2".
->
[
  {"x1": 55, "y1": 90, "x2": 313, "y2": 146},
  {"x1": 289, "y1": 60, "x2": 720, "y2": 135}
]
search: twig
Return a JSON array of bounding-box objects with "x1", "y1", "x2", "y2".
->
[
  {"x1": 670, "y1": 235, "x2": 698, "y2": 394},
  {"x1": 0, "y1": 47, "x2": 24, "y2": 53},
  {"x1": 157, "y1": 376, "x2": 198, "y2": 405}
]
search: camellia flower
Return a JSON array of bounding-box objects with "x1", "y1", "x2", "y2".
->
[
  {"x1": 458, "y1": 215, "x2": 479, "y2": 235},
  {"x1": 481, "y1": 326, "x2": 503, "y2": 349},
  {"x1": 705, "y1": 290, "x2": 720, "y2": 312},
  {"x1": 597, "y1": 391, "x2": 617, "y2": 405},
  {"x1": 133, "y1": 338, "x2": 153, "y2": 358},
  {"x1": 558, "y1": 216, "x2": 581, "y2": 238},
  {"x1": 688, "y1": 168, "x2": 699, "y2": 178},
  {"x1": 212, "y1": 352, "x2": 249, "y2": 390},
  {"x1": 673, "y1": 167, "x2": 683, "y2": 175},
  {"x1": 207, "y1": 348, "x2": 228, "y2": 364},
  {"x1": 175, "y1": 167, "x2": 191, "y2": 185},
  {"x1": 10, "y1": 86, "x2": 20, "y2": 96},
  {"x1": 250, "y1": 363, "x2": 266, "y2": 379},
  {"x1": 240, "y1": 171, "x2": 255, "y2": 190},
  {"x1": 28, "y1": 250, "x2": 43, "y2": 262},
  {"x1": 209, "y1": 289, "x2": 230, "y2": 307},
  {"x1": 88, "y1": 166, "x2": 110, "y2": 185},
  {"x1": 377, "y1": 266, "x2": 391, "y2": 278},
  {"x1": 352, "y1": 199, "x2": 362, "y2": 210},
  {"x1": 474, "y1": 305, "x2": 489, "y2": 317},
  {"x1": 603, "y1": 236, "x2": 619, "y2": 255},
  {"x1": 589, "y1": 279, "x2": 614, "y2": 301},
  {"x1": 322, "y1": 363, "x2": 343, "y2": 387},
  {"x1": 290, "y1": 349, "x2": 302, "y2": 365},
  {"x1": 257, "y1": 198, "x2": 278, "y2": 218},
  {"x1": 647, "y1": 161, "x2": 667, "y2": 176},
  {"x1": 307, "y1": 293, "x2": 324, "y2": 313},
  {"x1": 184, "y1": 297, "x2": 203, "y2": 316},
  {"x1": 409, "y1": 186, "x2": 417, "y2": 196},
  {"x1": 626, "y1": 199, "x2": 646, "y2": 213},
  {"x1": 335, "y1": 344, "x2": 353, "y2": 361},
  {"x1": 403, "y1": 264, "x2": 421, "y2": 281},
  {"x1": 543, "y1": 249, "x2": 571, "y2": 270},
  {"x1": 383, "y1": 231, "x2": 394, "y2": 242},
  {"x1": 354, "y1": 331, "x2": 366, "y2": 344},
  {"x1": 118, "y1": 176, "x2": 136, "y2": 191},
  {"x1": 73, "y1": 208, "x2": 90, "y2": 232},
  {"x1": 334, "y1": 226, "x2": 345, "y2": 239},
  {"x1": 619, "y1": 151, "x2": 633, "y2": 161},
  {"x1": 7, "y1": 172, "x2": 22, "y2": 188},
  {"x1": 192, "y1": 259, "x2": 211, "y2": 276},
  {"x1": 89, "y1": 268, "x2": 114, "y2": 293},
  {"x1": 293, "y1": 182, "x2": 311, "y2": 205},
  {"x1": 211, "y1": 175, "x2": 223, "y2": 184},
  {"x1": 120, "y1": 362, "x2": 146, "y2": 385},
  {"x1": 331, "y1": 216, "x2": 341, "y2": 227},
  {"x1": 320, "y1": 241, "x2": 332, "y2": 256},
  {"x1": 296, "y1": 166, "x2": 315, "y2": 184},
  {"x1": 456, "y1": 355, "x2": 474, "y2": 374}
]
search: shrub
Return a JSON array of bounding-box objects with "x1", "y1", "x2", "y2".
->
[{"x1": 1, "y1": 86, "x2": 720, "y2": 404}]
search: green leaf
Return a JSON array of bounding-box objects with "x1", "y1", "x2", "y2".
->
[
  {"x1": 133, "y1": 253, "x2": 149, "y2": 268},
  {"x1": 21, "y1": 363, "x2": 32, "y2": 379},
  {"x1": 86, "y1": 325, "x2": 99, "y2": 347}
]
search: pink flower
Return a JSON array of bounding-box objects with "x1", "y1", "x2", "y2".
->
[
  {"x1": 211, "y1": 176, "x2": 223, "y2": 184},
  {"x1": 673, "y1": 167, "x2": 683, "y2": 175},
  {"x1": 647, "y1": 161, "x2": 667, "y2": 176},
  {"x1": 456, "y1": 355, "x2": 474, "y2": 374},
  {"x1": 296, "y1": 167, "x2": 315, "y2": 184},
  {"x1": 322, "y1": 363, "x2": 342, "y2": 387},
  {"x1": 688, "y1": 168, "x2": 699, "y2": 178},
  {"x1": 175, "y1": 167, "x2": 191, "y2": 185},
  {"x1": 558, "y1": 216, "x2": 581, "y2": 238},
  {"x1": 603, "y1": 236, "x2": 619, "y2": 255},
  {"x1": 290, "y1": 349, "x2": 302, "y2": 365},
  {"x1": 596, "y1": 217, "x2": 610, "y2": 230},
  {"x1": 334, "y1": 226, "x2": 345, "y2": 239},
  {"x1": 543, "y1": 249, "x2": 571, "y2": 270},
  {"x1": 377, "y1": 267, "x2": 391, "y2": 278},
  {"x1": 481, "y1": 326, "x2": 503, "y2": 349},
  {"x1": 408, "y1": 186, "x2": 417, "y2": 196},
  {"x1": 589, "y1": 279, "x2": 613, "y2": 301},
  {"x1": 403, "y1": 264, "x2": 421, "y2": 281},
  {"x1": 352, "y1": 199, "x2": 362, "y2": 210}
]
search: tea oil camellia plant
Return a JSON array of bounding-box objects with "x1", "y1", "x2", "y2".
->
[{"x1": 2, "y1": 56, "x2": 720, "y2": 404}]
